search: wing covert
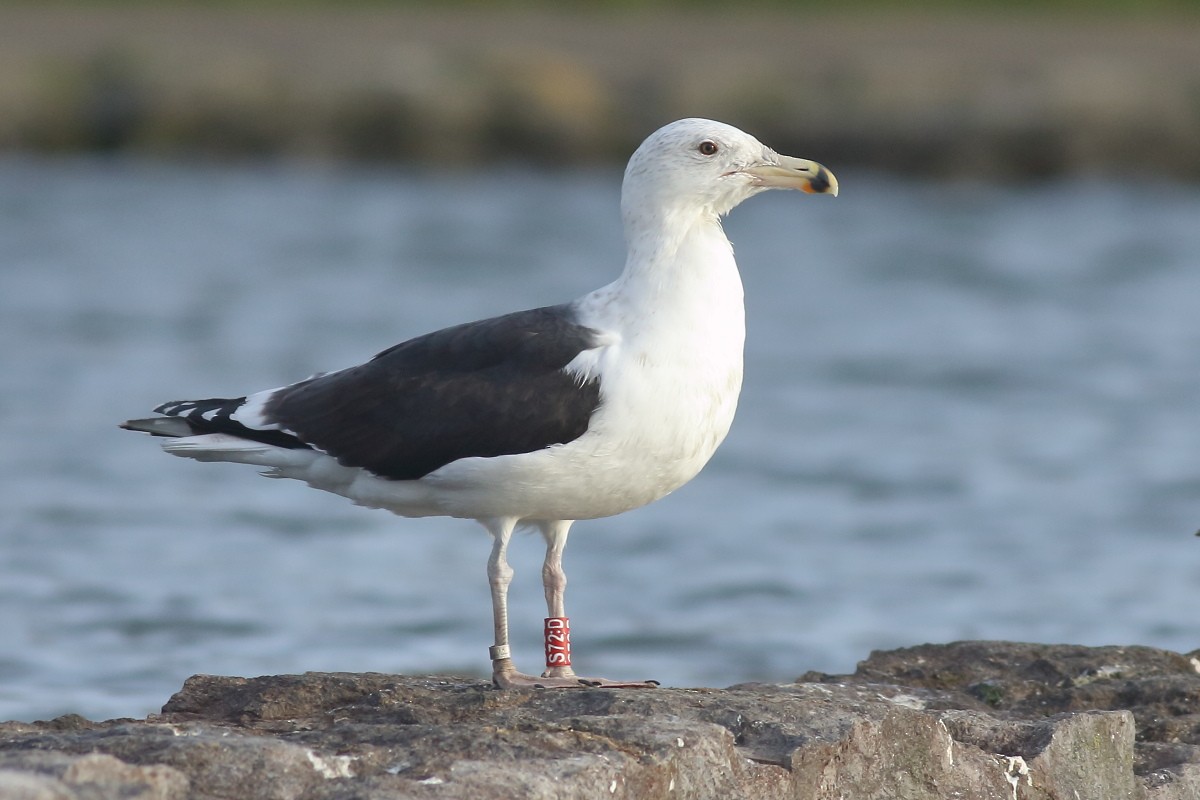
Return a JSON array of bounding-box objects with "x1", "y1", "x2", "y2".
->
[{"x1": 262, "y1": 304, "x2": 604, "y2": 480}]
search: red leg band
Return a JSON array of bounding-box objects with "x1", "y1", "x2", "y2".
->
[{"x1": 544, "y1": 617, "x2": 571, "y2": 669}]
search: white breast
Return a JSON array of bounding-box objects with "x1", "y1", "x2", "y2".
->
[{"x1": 422, "y1": 218, "x2": 746, "y2": 522}]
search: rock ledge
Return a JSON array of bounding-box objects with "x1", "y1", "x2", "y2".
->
[{"x1": 3, "y1": 641, "x2": 1200, "y2": 799}]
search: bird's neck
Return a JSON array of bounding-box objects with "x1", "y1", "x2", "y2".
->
[
  {"x1": 619, "y1": 209, "x2": 736, "y2": 292},
  {"x1": 606, "y1": 208, "x2": 745, "y2": 343}
]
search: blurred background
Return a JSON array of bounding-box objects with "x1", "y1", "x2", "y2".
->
[{"x1": 3, "y1": 1, "x2": 1200, "y2": 722}]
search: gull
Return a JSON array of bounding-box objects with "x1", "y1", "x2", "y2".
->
[{"x1": 122, "y1": 118, "x2": 838, "y2": 688}]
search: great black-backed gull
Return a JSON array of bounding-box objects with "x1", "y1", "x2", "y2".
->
[{"x1": 122, "y1": 118, "x2": 838, "y2": 688}]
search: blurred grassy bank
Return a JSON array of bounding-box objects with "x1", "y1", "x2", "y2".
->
[{"x1": 2, "y1": 4, "x2": 1199, "y2": 178}]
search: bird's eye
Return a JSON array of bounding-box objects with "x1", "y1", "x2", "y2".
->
[{"x1": 697, "y1": 140, "x2": 719, "y2": 156}]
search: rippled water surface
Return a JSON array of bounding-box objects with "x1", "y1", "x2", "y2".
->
[{"x1": 3, "y1": 157, "x2": 1200, "y2": 721}]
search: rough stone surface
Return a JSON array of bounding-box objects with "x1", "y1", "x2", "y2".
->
[{"x1": 2, "y1": 642, "x2": 1199, "y2": 799}]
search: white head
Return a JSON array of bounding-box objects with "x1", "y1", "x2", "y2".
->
[{"x1": 621, "y1": 118, "x2": 837, "y2": 223}]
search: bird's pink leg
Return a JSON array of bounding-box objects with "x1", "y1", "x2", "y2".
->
[
  {"x1": 479, "y1": 518, "x2": 658, "y2": 689},
  {"x1": 539, "y1": 520, "x2": 577, "y2": 680},
  {"x1": 532, "y1": 520, "x2": 659, "y2": 689},
  {"x1": 481, "y1": 517, "x2": 576, "y2": 688},
  {"x1": 482, "y1": 517, "x2": 537, "y2": 687}
]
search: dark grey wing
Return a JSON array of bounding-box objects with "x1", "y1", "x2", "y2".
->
[{"x1": 257, "y1": 304, "x2": 603, "y2": 480}]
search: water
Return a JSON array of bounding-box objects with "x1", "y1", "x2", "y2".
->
[{"x1": 3, "y1": 156, "x2": 1200, "y2": 723}]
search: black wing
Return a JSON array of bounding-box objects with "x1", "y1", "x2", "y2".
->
[{"x1": 254, "y1": 304, "x2": 603, "y2": 480}]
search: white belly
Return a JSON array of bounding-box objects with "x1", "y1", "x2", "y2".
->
[{"x1": 423, "y1": 343, "x2": 744, "y2": 521}]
